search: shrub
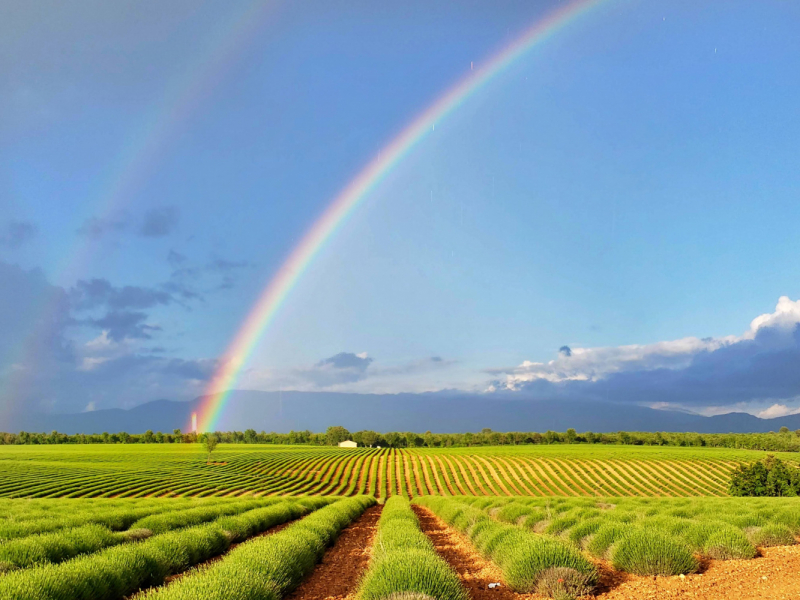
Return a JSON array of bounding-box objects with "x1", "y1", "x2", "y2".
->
[
  {"x1": 611, "y1": 529, "x2": 698, "y2": 575},
  {"x1": 566, "y1": 518, "x2": 601, "y2": 547},
  {"x1": 358, "y1": 497, "x2": 466, "y2": 600},
  {"x1": 495, "y1": 503, "x2": 534, "y2": 525},
  {"x1": 384, "y1": 593, "x2": 434, "y2": 600},
  {"x1": 703, "y1": 528, "x2": 757, "y2": 560},
  {"x1": 748, "y1": 524, "x2": 796, "y2": 547},
  {"x1": 0, "y1": 524, "x2": 123, "y2": 571},
  {"x1": 586, "y1": 523, "x2": 626, "y2": 558},
  {"x1": 140, "y1": 496, "x2": 375, "y2": 600},
  {"x1": 414, "y1": 497, "x2": 597, "y2": 597},
  {"x1": 536, "y1": 566, "x2": 596, "y2": 600},
  {"x1": 0, "y1": 499, "x2": 324, "y2": 599},
  {"x1": 130, "y1": 499, "x2": 271, "y2": 534},
  {"x1": 544, "y1": 516, "x2": 579, "y2": 535}
]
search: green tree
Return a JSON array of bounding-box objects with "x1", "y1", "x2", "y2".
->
[
  {"x1": 203, "y1": 434, "x2": 219, "y2": 464},
  {"x1": 325, "y1": 426, "x2": 351, "y2": 446},
  {"x1": 730, "y1": 455, "x2": 799, "y2": 496},
  {"x1": 543, "y1": 430, "x2": 560, "y2": 444},
  {"x1": 361, "y1": 430, "x2": 379, "y2": 447}
]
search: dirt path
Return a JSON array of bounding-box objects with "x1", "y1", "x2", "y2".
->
[
  {"x1": 285, "y1": 504, "x2": 383, "y2": 600},
  {"x1": 412, "y1": 504, "x2": 544, "y2": 600}
]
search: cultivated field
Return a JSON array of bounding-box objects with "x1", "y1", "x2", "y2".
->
[
  {"x1": 0, "y1": 444, "x2": 799, "y2": 599},
  {"x1": 1, "y1": 443, "x2": 795, "y2": 498}
]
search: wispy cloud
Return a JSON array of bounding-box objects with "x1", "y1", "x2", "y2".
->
[
  {"x1": 77, "y1": 207, "x2": 179, "y2": 240},
  {"x1": 0, "y1": 220, "x2": 38, "y2": 249},
  {"x1": 139, "y1": 207, "x2": 179, "y2": 237},
  {"x1": 0, "y1": 261, "x2": 216, "y2": 415},
  {"x1": 240, "y1": 352, "x2": 459, "y2": 393}
]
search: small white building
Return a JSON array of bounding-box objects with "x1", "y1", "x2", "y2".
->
[{"x1": 338, "y1": 440, "x2": 357, "y2": 448}]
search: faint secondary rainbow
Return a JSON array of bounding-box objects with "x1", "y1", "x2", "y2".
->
[
  {"x1": 194, "y1": 0, "x2": 607, "y2": 432},
  {"x1": 2, "y1": 1, "x2": 280, "y2": 422}
]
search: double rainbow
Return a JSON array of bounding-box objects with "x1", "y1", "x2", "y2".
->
[{"x1": 194, "y1": 0, "x2": 606, "y2": 432}]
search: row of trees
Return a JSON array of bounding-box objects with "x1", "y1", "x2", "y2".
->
[
  {"x1": 729, "y1": 455, "x2": 800, "y2": 496},
  {"x1": 2, "y1": 426, "x2": 800, "y2": 452}
]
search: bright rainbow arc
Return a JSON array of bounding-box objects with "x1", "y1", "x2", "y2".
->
[{"x1": 195, "y1": 0, "x2": 606, "y2": 433}]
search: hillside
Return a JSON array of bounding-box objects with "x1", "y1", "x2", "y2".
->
[{"x1": 6, "y1": 390, "x2": 800, "y2": 435}]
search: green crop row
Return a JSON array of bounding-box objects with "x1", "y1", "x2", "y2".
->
[
  {"x1": 0, "y1": 524, "x2": 132, "y2": 573},
  {"x1": 129, "y1": 498, "x2": 276, "y2": 534},
  {"x1": 138, "y1": 496, "x2": 376, "y2": 600},
  {"x1": 0, "y1": 498, "x2": 326, "y2": 600},
  {"x1": 0, "y1": 500, "x2": 215, "y2": 541},
  {"x1": 0, "y1": 498, "x2": 308, "y2": 573},
  {"x1": 414, "y1": 496, "x2": 597, "y2": 599},
  {"x1": 458, "y1": 495, "x2": 800, "y2": 576},
  {"x1": 3, "y1": 444, "x2": 768, "y2": 498},
  {"x1": 357, "y1": 497, "x2": 466, "y2": 600}
]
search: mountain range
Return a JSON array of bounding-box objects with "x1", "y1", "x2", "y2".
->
[{"x1": 5, "y1": 390, "x2": 800, "y2": 435}]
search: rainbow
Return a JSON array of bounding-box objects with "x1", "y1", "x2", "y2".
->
[
  {"x1": 194, "y1": 0, "x2": 606, "y2": 432},
  {"x1": 1, "y1": 1, "x2": 280, "y2": 422}
]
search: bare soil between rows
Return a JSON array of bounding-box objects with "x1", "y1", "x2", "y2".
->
[
  {"x1": 593, "y1": 544, "x2": 800, "y2": 600},
  {"x1": 412, "y1": 505, "x2": 800, "y2": 600},
  {"x1": 285, "y1": 504, "x2": 383, "y2": 600}
]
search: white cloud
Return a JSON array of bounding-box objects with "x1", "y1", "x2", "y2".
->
[
  {"x1": 756, "y1": 403, "x2": 800, "y2": 419},
  {"x1": 492, "y1": 296, "x2": 800, "y2": 391},
  {"x1": 492, "y1": 336, "x2": 734, "y2": 389},
  {"x1": 747, "y1": 296, "x2": 800, "y2": 337},
  {"x1": 239, "y1": 354, "x2": 467, "y2": 394}
]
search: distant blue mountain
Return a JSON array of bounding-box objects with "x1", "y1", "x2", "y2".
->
[{"x1": 5, "y1": 390, "x2": 800, "y2": 435}]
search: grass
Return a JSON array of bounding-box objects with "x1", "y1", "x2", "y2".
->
[{"x1": 357, "y1": 497, "x2": 467, "y2": 600}]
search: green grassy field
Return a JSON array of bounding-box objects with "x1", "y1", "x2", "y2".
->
[{"x1": 0, "y1": 443, "x2": 795, "y2": 498}]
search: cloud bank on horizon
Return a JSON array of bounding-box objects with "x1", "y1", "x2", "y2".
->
[
  {"x1": 2, "y1": 248, "x2": 800, "y2": 419},
  {"x1": 488, "y1": 297, "x2": 800, "y2": 418}
]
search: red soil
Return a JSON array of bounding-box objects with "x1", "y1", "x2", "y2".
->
[
  {"x1": 593, "y1": 545, "x2": 800, "y2": 600},
  {"x1": 284, "y1": 504, "x2": 383, "y2": 600}
]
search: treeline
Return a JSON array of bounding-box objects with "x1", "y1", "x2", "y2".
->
[
  {"x1": 2, "y1": 426, "x2": 800, "y2": 452},
  {"x1": 729, "y1": 455, "x2": 800, "y2": 496}
]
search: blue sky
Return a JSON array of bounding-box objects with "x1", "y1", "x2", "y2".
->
[{"x1": 2, "y1": 0, "x2": 800, "y2": 420}]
